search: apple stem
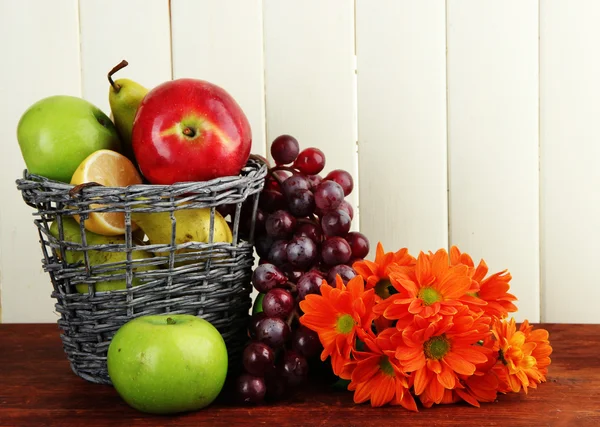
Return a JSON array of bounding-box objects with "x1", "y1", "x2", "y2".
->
[
  {"x1": 108, "y1": 60, "x2": 129, "y2": 93},
  {"x1": 166, "y1": 317, "x2": 176, "y2": 325},
  {"x1": 182, "y1": 127, "x2": 196, "y2": 137}
]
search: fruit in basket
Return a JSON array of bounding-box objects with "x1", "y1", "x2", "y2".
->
[
  {"x1": 17, "y1": 95, "x2": 121, "y2": 182},
  {"x1": 132, "y1": 78, "x2": 252, "y2": 185},
  {"x1": 49, "y1": 217, "x2": 156, "y2": 293},
  {"x1": 108, "y1": 60, "x2": 148, "y2": 163},
  {"x1": 235, "y1": 135, "x2": 370, "y2": 404},
  {"x1": 70, "y1": 149, "x2": 143, "y2": 236},
  {"x1": 107, "y1": 314, "x2": 228, "y2": 414}
]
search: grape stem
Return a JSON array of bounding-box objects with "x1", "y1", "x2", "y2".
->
[
  {"x1": 286, "y1": 310, "x2": 299, "y2": 328},
  {"x1": 297, "y1": 217, "x2": 320, "y2": 227},
  {"x1": 284, "y1": 281, "x2": 297, "y2": 293},
  {"x1": 267, "y1": 169, "x2": 286, "y2": 186},
  {"x1": 270, "y1": 166, "x2": 298, "y2": 175}
]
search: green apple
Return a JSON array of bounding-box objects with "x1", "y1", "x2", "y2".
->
[
  {"x1": 17, "y1": 95, "x2": 121, "y2": 182},
  {"x1": 107, "y1": 314, "x2": 228, "y2": 414}
]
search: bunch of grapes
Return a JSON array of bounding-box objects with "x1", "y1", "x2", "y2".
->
[{"x1": 235, "y1": 135, "x2": 370, "y2": 404}]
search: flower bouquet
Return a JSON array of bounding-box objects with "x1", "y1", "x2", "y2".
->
[{"x1": 299, "y1": 244, "x2": 553, "y2": 410}]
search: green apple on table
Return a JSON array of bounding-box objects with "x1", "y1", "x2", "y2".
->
[
  {"x1": 17, "y1": 95, "x2": 121, "y2": 182},
  {"x1": 107, "y1": 314, "x2": 228, "y2": 414}
]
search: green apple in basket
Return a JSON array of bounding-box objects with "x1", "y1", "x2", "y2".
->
[
  {"x1": 17, "y1": 95, "x2": 122, "y2": 183},
  {"x1": 107, "y1": 314, "x2": 228, "y2": 414},
  {"x1": 49, "y1": 217, "x2": 157, "y2": 293}
]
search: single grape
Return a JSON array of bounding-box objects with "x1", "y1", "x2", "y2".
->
[
  {"x1": 306, "y1": 174, "x2": 323, "y2": 190},
  {"x1": 263, "y1": 288, "x2": 295, "y2": 319},
  {"x1": 321, "y1": 209, "x2": 351, "y2": 237},
  {"x1": 266, "y1": 210, "x2": 297, "y2": 240},
  {"x1": 286, "y1": 236, "x2": 318, "y2": 269},
  {"x1": 265, "y1": 176, "x2": 281, "y2": 191},
  {"x1": 338, "y1": 200, "x2": 354, "y2": 220},
  {"x1": 292, "y1": 325, "x2": 323, "y2": 358},
  {"x1": 279, "y1": 263, "x2": 304, "y2": 283},
  {"x1": 267, "y1": 240, "x2": 289, "y2": 267},
  {"x1": 249, "y1": 312, "x2": 267, "y2": 339},
  {"x1": 255, "y1": 235, "x2": 274, "y2": 260},
  {"x1": 255, "y1": 317, "x2": 291, "y2": 348},
  {"x1": 252, "y1": 263, "x2": 287, "y2": 293},
  {"x1": 259, "y1": 189, "x2": 286, "y2": 213},
  {"x1": 280, "y1": 351, "x2": 309, "y2": 387},
  {"x1": 294, "y1": 222, "x2": 324, "y2": 243},
  {"x1": 324, "y1": 169, "x2": 354, "y2": 196},
  {"x1": 326, "y1": 264, "x2": 357, "y2": 285},
  {"x1": 243, "y1": 342, "x2": 275, "y2": 376},
  {"x1": 287, "y1": 189, "x2": 315, "y2": 217},
  {"x1": 296, "y1": 271, "x2": 324, "y2": 300},
  {"x1": 314, "y1": 181, "x2": 344, "y2": 211},
  {"x1": 236, "y1": 374, "x2": 266, "y2": 404},
  {"x1": 271, "y1": 135, "x2": 300, "y2": 165},
  {"x1": 321, "y1": 237, "x2": 352, "y2": 266},
  {"x1": 293, "y1": 148, "x2": 326, "y2": 175},
  {"x1": 281, "y1": 174, "x2": 310, "y2": 197},
  {"x1": 346, "y1": 232, "x2": 370, "y2": 259}
]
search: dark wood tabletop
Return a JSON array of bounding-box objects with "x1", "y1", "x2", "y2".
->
[{"x1": 1, "y1": 323, "x2": 599, "y2": 427}]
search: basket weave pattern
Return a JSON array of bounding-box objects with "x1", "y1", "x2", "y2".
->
[{"x1": 16, "y1": 158, "x2": 267, "y2": 385}]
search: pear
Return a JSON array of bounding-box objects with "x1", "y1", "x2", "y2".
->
[
  {"x1": 50, "y1": 217, "x2": 157, "y2": 293},
  {"x1": 107, "y1": 60, "x2": 148, "y2": 163},
  {"x1": 131, "y1": 208, "x2": 233, "y2": 262}
]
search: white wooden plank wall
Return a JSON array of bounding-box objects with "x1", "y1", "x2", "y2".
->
[
  {"x1": 1, "y1": 0, "x2": 599, "y2": 324},
  {"x1": 356, "y1": 0, "x2": 448, "y2": 255},
  {"x1": 446, "y1": 0, "x2": 540, "y2": 322}
]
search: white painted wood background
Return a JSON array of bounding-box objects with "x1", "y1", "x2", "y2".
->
[{"x1": 0, "y1": 0, "x2": 598, "y2": 324}]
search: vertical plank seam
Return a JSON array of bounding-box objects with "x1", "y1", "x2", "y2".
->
[
  {"x1": 352, "y1": 0, "x2": 360, "y2": 232},
  {"x1": 168, "y1": 0, "x2": 174, "y2": 80},
  {"x1": 445, "y1": 0, "x2": 451, "y2": 252},
  {"x1": 537, "y1": 0, "x2": 544, "y2": 322},
  {"x1": 260, "y1": 0, "x2": 269, "y2": 156},
  {"x1": 76, "y1": 0, "x2": 84, "y2": 98}
]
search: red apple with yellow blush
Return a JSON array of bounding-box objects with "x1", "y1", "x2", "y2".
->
[{"x1": 132, "y1": 79, "x2": 252, "y2": 185}]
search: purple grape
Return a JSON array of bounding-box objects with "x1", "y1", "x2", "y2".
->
[
  {"x1": 292, "y1": 325, "x2": 322, "y2": 358},
  {"x1": 281, "y1": 174, "x2": 310, "y2": 197},
  {"x1": 280, "y1": 351, "x2": 309, "y2": 387},
  {"x1": 325, "y1": 169, "x2": 354, "y2": 196},
  {"x1": 271, "y1": 135, "x2": 300, "y2": 165},
  {"x1": 252, "y1": 263, "x2": 287, "y2": 293},
  {"x1": 255, "y1": 317, "x2": 291, "y2": 349},
  {"x1": 296, "y1": 271, "x2": 324, "y2": 300},
  {"x1": 249, "y1": 312, "x2": 267, "y2": 339},
  {"x1": 327, "y1": 264, "x2": 357, "y2": 285},
  {"x1": 321, "y1": 209, "x2": 351, "y2": 237},
  {"x1": 243, "y1": 342, "x2": 275, "y2": 376},
  {"x1": 279, "y1": 263, "x2": 304, "y2": 283},
  {"x1": 263, "y1": 288, "x2": 295, "y2": 319},
  {"x1": 285, "y1": 236, "x2": 318, "y2": 269},
  {"x1": 338, "y1": 200, "x2": 354, "y2": 220},
  {"x1": 236, "y1": 374, "x2": 266, "y2": 404},
  {"x1": 259, "y1": 189, "x2": 286, "y2": 213},
  {"x1": 306, "y1": 174, "x2": 323, "y2": 190},
  {"x1": 266, "y1": 210, "x2": 297, "y2": 240},
  {"x1": 346, "y1": 232, "x2": 370, "y2": 259},
  {"x1": 255, "y1": 235, "x2": 274, "y2": 259},
  {"x1": 287, "y1": 189, "x2": 315, "y2": 217},
  {"x1": 294, "y1": 222, "x2": 324, "y2": 243},
  {"x1": 268, "y1": 240, "x2": 289, "y2": 267},
  {"x1": 321, "y1": 237, "x2": 352, "y2": 266},
  {"x1": 314, "y1": 181, "x2": 344, "y2": 211}
]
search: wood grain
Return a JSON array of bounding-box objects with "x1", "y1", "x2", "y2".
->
[{"x1": 1, "y1": 323, "x2": 598, "y2": 426}]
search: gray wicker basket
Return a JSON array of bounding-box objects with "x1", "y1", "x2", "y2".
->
[{"x1": 15, "y1": 157, "x2": 267, "y2": 385}]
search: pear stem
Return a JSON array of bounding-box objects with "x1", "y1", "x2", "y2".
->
[
  {"x1": 166, "y1": 317, "x2": 176, "y2": 325},
  {"x1": 108, "y1": 60, "x2": 129, "y2": 93}
]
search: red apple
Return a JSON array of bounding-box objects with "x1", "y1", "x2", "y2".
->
[{"x1": 132, "y1": 79, "x2": 252, "y2": 185}]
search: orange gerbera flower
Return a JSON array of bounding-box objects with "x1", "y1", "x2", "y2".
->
[
  {"x1": 492, "y1": 318, "x2": 552, "y2": 393},
  {"x1": 375, "y1": 249, "x2": 482, "y2": 328},
  {"x1": 394, "y1": 306, "x2": 491, "y2": 405},
  {"x1": 299, "y1": 275, "x2": 377, "y2": 376},
  {"x1": 450, "y1": 246, "x2": 517, "y2": 319},
  {"x1": 353, "y1": 242, "x2": 415, "y2": 294},
  {"x1": 344, "y1": 329, "x2": 417, "y2": 410}
]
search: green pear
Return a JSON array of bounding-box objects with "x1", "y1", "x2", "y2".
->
[
  {"x1": 131, "y1": 208, "x2": 233, "y2": 263},
  {"x1": 108, "y1": 60, "x2": 148, "y2": 163},
  {"x1": 50, "y1": 217, "x2": 157, "y2": 293}
]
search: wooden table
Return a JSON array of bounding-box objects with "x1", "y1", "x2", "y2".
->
[{"x1": 1, "y1": 323, "x2": 599, "y2": 427}]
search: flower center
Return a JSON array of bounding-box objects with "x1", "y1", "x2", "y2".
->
[
  {"x1": 379, "y1": 356, "x2": 395, "y2": 377},
  {"x1": 336, "y1": 314, "x2": 356, "y2": 334},
  {"x1": 423, "y1": 335, "x2": 451, "y2": 360},
  {"x1": 375, "y1": 279, "x2": 394, "y2": 299},
  {"x1": 418, "y1": 287, "x2": 442, "y2": 306}
]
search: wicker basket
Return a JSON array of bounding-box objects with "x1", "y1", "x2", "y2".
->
[{"x1": 15, "y1": 158, "x2": 267, "y2": 385}]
